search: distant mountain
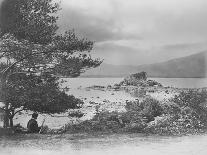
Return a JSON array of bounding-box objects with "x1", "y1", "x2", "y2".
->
[{"x1": 82, "y1": 51, "x2": 207, "y2": 78}]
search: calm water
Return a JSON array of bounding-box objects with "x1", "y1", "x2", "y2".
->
[
  {"x1": 66, "y1": 77, "x2": 207, "y2": 89},
  {"x1": 151, "y1": 78, "x2": 207, "y2": 88}
]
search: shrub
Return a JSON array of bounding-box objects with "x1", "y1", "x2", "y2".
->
[
  {"x1": 172, "y1": 90, "x2": 207, "y2": 109},
  {"x1": 140, "y1": 97, "x2": 163, "y2": 118},
  {"x1": 68, "y1": 111, "x2": 84, "y2": 118},
  {"x1": 125, "y1": 100, "x2": 141, "y2": 112},
  {"x1": 125, "y1": 97, "x2": 163, "y2": 123},
  {"x1": 161, "y1": 102, "x2": 181, "y2": 115},
  {"x1": 172, "y1": 90, "x2": 207, "y2": 124}
]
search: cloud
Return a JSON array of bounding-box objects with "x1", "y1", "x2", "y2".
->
[
  {"x1": 92, "y1": 42, "x2": 148, "y2": 65},
  {"x1": 91, "y1": 41, "x2": 207, "y2": 65},
  {"x1": 59, "y1": 0, "x2": 207, "y2": 44},
  {"x1": 1, "y1": 0, "x2": 207, "y2": 65},
  {"x1": 58, "y1": 3, "x2": 142, "y2": 42}
]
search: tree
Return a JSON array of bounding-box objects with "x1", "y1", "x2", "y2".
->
[
  {"x1": 0, "y1": 0, "x2": 59, "y2": 44},
  {"x1": 3, "y1": 72, "x2": 84, "y2": 127},
  {"x1": 0, "y1": 0, "x2": 102, "y2": 128}
]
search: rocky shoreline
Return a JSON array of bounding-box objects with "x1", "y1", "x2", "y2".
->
[
  {"x1": 2, "y1": 72, "x2": 207, "y2": 136},
  {"x1": 59, "y1": 72, "x2": 207, "y2": 136}
]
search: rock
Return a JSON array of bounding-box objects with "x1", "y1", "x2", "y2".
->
[
  {"x1": 107, "y1": 85, "x2": 112, "y2": 89},
  {"x1": 146, "y1": 80, "x2": 162, "y2": 87},
  {"x1": 86, "y1": 85, "x2": 106, "y2": 90},
  {"x1": 121, "y1": 72, "x2": 147, "y2": 86},
  {"x1": 118, "y1": 72, "x2": 162, "y2": 87}
]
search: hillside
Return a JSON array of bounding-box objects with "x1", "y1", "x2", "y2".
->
[{"x1": 82, "y1": 51, "x2": 207, "y2": 78}]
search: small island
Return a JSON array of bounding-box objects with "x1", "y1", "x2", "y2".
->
[{"x1": 56, "y1": 72, "x2": 207, "y2": 136}]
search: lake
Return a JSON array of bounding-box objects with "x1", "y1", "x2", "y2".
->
[
  {"x1": 66, "y1": 77, "x2": 207, "y2": 89},
  {"x1": 1, "y1": 77, "x2": 207, "y2": 155}
]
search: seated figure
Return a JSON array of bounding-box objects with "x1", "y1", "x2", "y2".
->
[{"x1": 27, "y1": 113, "x2": 41, "y2": 133}]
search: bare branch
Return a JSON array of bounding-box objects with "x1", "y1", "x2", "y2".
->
[{"x1": 13, "y1": 109, "x2": 25, "y2": 117}]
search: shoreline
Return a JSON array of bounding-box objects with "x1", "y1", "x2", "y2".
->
[{"x1": 1, "y1": 77, "x2": 207, "y2": 136}]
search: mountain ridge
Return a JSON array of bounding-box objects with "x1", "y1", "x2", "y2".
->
[{"x1": 81, "y1": 51, "x2": 207, "y2": 78}]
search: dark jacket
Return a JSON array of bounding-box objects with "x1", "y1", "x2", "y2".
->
[{"x1": 27, "y1": 119, "x2": 40, "y2": 133}]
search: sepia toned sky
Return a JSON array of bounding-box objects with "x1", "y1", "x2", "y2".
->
[{"x1": 58, "y1": 0, "x2": 207, "y2": 65}]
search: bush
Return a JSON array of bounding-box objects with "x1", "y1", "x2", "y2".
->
[
  {"x1": 140, "y1": 97, "x2": 163, "y2": 119},
  {"x1": 172, "y1": 90, "x2": 207, "y2": 124},
  {"x1": 68, "y1": 111, "x2": 84, "y2": 118},
  {"x1": 124, "y1": 97, "x2": 163, "y2": 123},
  {"x1": 172, "y1": 90, "x2": 207, "y2": 109},
  {"x1": 125, "y1": 100, "x2": 141, "y2": 112},
  {"x1": 161, "y1": 102, "x2": 181, "y2": 115},
  {"x1": 62, "y1": 90, "x2": 207, "y2": 135}
]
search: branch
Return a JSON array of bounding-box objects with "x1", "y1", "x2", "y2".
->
[
  {"x1": 0, "y1": 107, "x2": 5, "y2": 111},
  {"x1": 1, "y1": 49, "x2": 52, "y2": 75},
  {"x1": 13, "y1": 109, "x2": 25, "y2": 117}
]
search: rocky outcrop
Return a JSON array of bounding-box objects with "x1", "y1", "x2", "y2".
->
[
  {"x1": 120, "y1": 72, "x2": 147, "y2": 86},
  {"x1": 119, "y1": 72, "x2": 162, "y2": 87}
]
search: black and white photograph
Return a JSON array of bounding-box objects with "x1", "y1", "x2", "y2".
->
[{"x1": 0, "y1": 0, "x2": 207, "y2": 155}]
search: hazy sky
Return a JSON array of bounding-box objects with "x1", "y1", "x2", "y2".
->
[
  {"x1": 58, "y1": 0, "x2": 207, "y2": 65},
  {"x1": 1, "y1": 0, "x2": 207, "y2": 65}
]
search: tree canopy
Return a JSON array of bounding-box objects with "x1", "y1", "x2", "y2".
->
[
  {"x1": 0, "y1": 0, "x2": 59, "y2": 44},
  {"x1": 6, "y1": 72, "x2": 83, "y2": 113},
  {"x1": 0, "y1": 0, "x2": 102, "y2": 128}
]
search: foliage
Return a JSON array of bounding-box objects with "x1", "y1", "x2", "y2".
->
[
  {"x1": 125, "y1": 97, "x2": 163, "y2": 122},
  {"x1": 46, "y1": 90, "x2": 207, "y2": 135},
  {"x1": 172, "y1": 90, "x2": 207, "y2": 109},
  {"x1": 161, "y1": 101, "x2": 181, "y2": 115},
  {"x1": 68, "y1": 110, "x2": 84, "y2": 118},
  {"x1": 0, "y1": 0, "x2": 59, "y2": 44},
  {"x1": 172, "y1": 90, "x2": 207, "y2": 124},
  {"x1": 5, "y1": 73, "x2": 83, "y2": 113},
  {"x1": 0, "y1": 0, "x2": 102, "y2": 128},
  {"x1": 0, "y1": 71, "x2": 84, "y2": 128},
  {"x1": 145, "y1": 90, "x2": 207, "y2": 135}
]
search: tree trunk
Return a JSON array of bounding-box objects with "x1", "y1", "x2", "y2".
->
[
  {"x1": 9, "y1": 117, "x2": 13, "y2": 128},
  {"x1": 3, "y1": 109, "x2": 10, "y2": 128},
  {"x1": 0, "y1": 74, "x2": 9, "y2": 128}
]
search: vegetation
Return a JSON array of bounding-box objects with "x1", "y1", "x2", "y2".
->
[
  {"x1": 61, "y1": 90, "x2": 207, "y2": 135},
  {"x1": 2, "y1": 73, "x2": 84, "y2": 127},
  {"x1": 62, "y1": 97, "x2": 163, "y2": 134},
  {"x1": 0, "y1": 0, "x2": 102, "y2": 128}
]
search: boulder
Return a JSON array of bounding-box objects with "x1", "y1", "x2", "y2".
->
[{"x1": 122, "y1": 72, "x2": 147, "y2": 86}]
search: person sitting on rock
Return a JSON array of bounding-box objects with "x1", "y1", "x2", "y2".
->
[{"x1": 27, "y1": 113, "x2": 41, "y2": 133}]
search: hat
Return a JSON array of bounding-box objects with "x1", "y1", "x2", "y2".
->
[{"x1": 32, "y1": 113, "x2": 38, "y2": 119}]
